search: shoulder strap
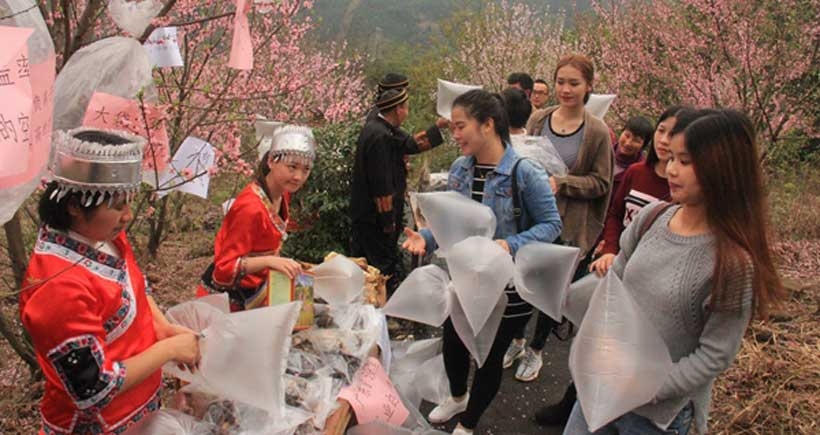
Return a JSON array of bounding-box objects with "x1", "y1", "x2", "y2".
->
[
  {"x1": 511, "y1": 158, "x2": 527, "y2": 232},
  {"x1": 638, "y1": 201, "x2": 674, "y2": 239}
]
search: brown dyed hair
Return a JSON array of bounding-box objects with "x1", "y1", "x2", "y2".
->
[
  {"x1": 553, "y1": 54, "x2": 595, "y2": 103},
  {"x1": 675, "y1": 108, "x2": 784, "y2": 319}
]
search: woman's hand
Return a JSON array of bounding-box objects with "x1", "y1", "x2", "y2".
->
[
  {"x1": 156, "y1": 323, "x2": 198, "y2": 341},
  {"x1": 268, "y1": 256, "x2": 302, "y2": 279},
  {"x1": 589, "y1": 253, "x2": 616, "y2": 277},
  {"x1": 166, "y1": 332, "x2": 201, "y2": 372},
  {"x1": 401, "y1": 227, "x2": 426, "y2": 256},
  {"x1": 495, "y1": 239, "x2": 510, "y2": 253}
]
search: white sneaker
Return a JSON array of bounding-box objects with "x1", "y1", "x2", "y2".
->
[
  {"x1": 503, "y1": 338, "x2": 526, "y2": 369},
  {"x1": 515, "y1": 347, "x2": 543, "y2": 382},
  {"x1": 452, "y1": 424, "x2": 473, "y2": 435},
  {"x1": 428, "y1": 394, "x2": 470, "y2": 424}
]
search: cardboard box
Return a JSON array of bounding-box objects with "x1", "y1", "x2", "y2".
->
[{"x1": 267, "y1": 270, "x2": 314, "y2": 330}]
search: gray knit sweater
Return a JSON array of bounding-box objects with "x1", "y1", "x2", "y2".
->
[{"x1": 611, "y1": 202, "x2": 753, "y2": 435}]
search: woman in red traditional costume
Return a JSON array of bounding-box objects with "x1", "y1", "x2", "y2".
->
[
  {"x1": 197, "y1": 125, "x2": 316, "y2": 311},
  {"x1": 19, "y1": 128, "x2": 201, "y2": 435}
]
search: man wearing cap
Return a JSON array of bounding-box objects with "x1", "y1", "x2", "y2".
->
[
  {"x1": 365, "y1": 72, "x2": 411, "y2": 124},
  {"x1": 351, "y1": 88, "x2": 448, "y2": 295}
]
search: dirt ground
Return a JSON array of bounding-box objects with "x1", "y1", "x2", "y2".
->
[{"x1": 0, "y1": 231, "x2": 818, "y2": 434}]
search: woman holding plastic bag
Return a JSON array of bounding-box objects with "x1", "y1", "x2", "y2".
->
[
  {"x1": 197, "y1": 126, "x2": 315, "y2": 311},
  {"x1": 19, "y1": 128, "x2": 201, "y2": 435},
  {"x1": 564, "y1": 109, "x2": 783, "y2": 435},
  {"x1": 403, "y1": 90, "x2": 562, "y2": 435}
]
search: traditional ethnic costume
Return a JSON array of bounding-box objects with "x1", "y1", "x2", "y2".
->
[
  {"x1": 19, "y1": 128, "x2": 161, "y2": 435},
  {"x1": 350, "y1": 88, "x2": 444, "y2": 293},
  {"x1": 197, "y1": 126, "x2": 316, "y2": 311}
]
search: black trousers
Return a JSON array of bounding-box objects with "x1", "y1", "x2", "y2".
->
[
  {"x1": 442, "y1": 315, "x2": 530, "y2": 429},
  {"x1": 350, "y1": 224, "x2": 403, "y2": 295},
  {"x1": 512, "y1": 251, "x2": 594, "y2": 350}
]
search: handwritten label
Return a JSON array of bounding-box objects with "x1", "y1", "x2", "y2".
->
[
  {"x1": 0, "y1": 26, "x2": 54, "y2": 189},
  {"x1": 338, "y1": 357, "x2": 409, "y2": 426},
  {"x1": 157, "y1": 136, "x2": 215, "y2": 199},
  {"x1": 144, "y1": 27, "x2": 184, "y2": 68},
  {"x1": 81, "y1": 91, "x2": 170, "y2": 179}
]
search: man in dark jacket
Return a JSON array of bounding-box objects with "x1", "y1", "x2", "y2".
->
[{"x1": 350, "y1": 88, "x2": 448, "y2": 294}]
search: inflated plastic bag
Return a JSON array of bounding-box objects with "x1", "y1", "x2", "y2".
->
[
  {"x1": 586, "y1": 94, "x2": 617, "y2": 119},
  {"x1": 510, "y1": 135, "x2": 569, "y2": 177},
  {"x1": 383, "y1": 265, "x2": 451, "y2": 326},
  {"x1": 569, "y1": 272, "x2": 673, "y2": 431},
  {"x1": 313, "y1": 255, "x2": 366, "y2": 305},
  {"x1": 563, "y1": 273, "x2": 601, "y2": 326},
  {"x1": 53, "y1": 36, "x2": 154, "y2": 130},
  {"x1": 164, "y1": 299, "x2": 301, "y2": 419},
  {"x1": 450, "y1": 292, "x2": 507, "y2": 368},
  {"x1": 447, "y1": 236, "x2": 514, "y2": 333},
  {"x1": 513, "y1": 242, "x2": 580, "y2": 322},
  {"x1": 416, "y1": 192, "x2": 496, "y2": 256},
  {"x1": 108, "y1": 0, "x2": 163, "y2": 37}
]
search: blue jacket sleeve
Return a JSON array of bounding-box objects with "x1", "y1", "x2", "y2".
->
[{"x1": 505, "y1": 160, "x2": 563, "y2": 255}]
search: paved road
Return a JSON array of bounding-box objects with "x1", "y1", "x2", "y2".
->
[{"x1": 416, "y1": 320, "x2": 575, "y2": 435}]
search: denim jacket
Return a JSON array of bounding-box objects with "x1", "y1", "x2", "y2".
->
[{"x1": 421, "y1": 144, "x2": 562, "y2": 256}]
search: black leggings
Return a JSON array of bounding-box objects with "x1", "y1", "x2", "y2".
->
[{"x1": 442, "y1": 315, "x2": 530, "y2": 429}]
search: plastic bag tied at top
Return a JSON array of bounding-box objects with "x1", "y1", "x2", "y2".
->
[
  {"x1": 416, "y1": 191, "x2": 496, "y2": 256},
  {"x1": 513, "y1": 242, "x2": 580, "y2": 322},
  {"x1": 569, "y1": 272, "x2": 673, "y2": 432}
]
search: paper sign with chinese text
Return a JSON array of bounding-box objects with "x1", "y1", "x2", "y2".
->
[{"x1": 338, "y1": 357, "x2": 409, "y2": 426}]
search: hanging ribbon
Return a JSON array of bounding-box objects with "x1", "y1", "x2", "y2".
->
[{"x1": 228, "y1": 0, "x2": 253, "y2": 70}]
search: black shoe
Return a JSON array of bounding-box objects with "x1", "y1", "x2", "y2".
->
[{"x1": 534, "y1": 383, "x2": 577, "y2": 426}]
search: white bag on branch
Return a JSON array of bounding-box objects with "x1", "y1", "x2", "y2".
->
[
  {"x1": 312, "y1": 255, "x2": 365, "y2": 305},
  {"x1": 164, "y1": 299, "x2": 301, "y2": 419},
  {"x1": 513, "y1": 242, "x2": 580, "y2": 322},
  {"x1": 569, "y1": 272, "x2": 673, "y2": 432},
  {"x1": 382, "y1": 265, "x2": 451, "y2": 326},
  {"x1": 416, "y1": 192, "x2": 496, "y2": 256},
  {"x1": 510, "y1": 135, "x2": 569, "y2": 177},
  {"x1": 53, "y1": 37, "x2": 154, "y2": 130},
  {"x1": 563, "y1": 273, "x2": 601, "y2": 326},
  {"x1": 447, "y1": 236, "x2": 513, "y2": 334},
  {"x1": 108, "y1": 0, "x2": 163, "y2": 37}
]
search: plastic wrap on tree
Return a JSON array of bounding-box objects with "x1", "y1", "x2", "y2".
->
[
  {"x1": 416, "y1": 191, "x2": 496, "y2": 256},
  {"x1": 164, "y1": 299, "x2": 301, "y2": 420},
  {"x1": 513, "y1": 242, "x2": 580, "y2": 322},
  {"x1": 312, "y1": 255, "x2": 366, "y2": 305},
  {"x1": 569, "y1": 272, "x2": 673, "y2": 432},
  {"x1": 449, "y1": 292, "x2": 507, "y2": 368},
  {"x1": 53, "y1": 37, "x2": 154, "y2": 131},
  {"x1": 0, "y1": 0, "x2": 56, "y2": 224},
  {"x1": 563, "y1": 273, "x2": 601, "y2": 326},
  {"x1": 383, "y1": 265, "x2": 451, "y2": 326},
  {"x1": 509, "y1": 135, "x2": 569, "y2": 177},
  {"x1": 108, "y1": 0, "x2": 163, "y2": 37},
  {"x1": 446, "y1": 236, "x2": 513, "y2": 333}
]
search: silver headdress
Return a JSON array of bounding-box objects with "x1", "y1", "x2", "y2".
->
[
  {"x1": 49, "y1": 127, "x2": 145, "y2": 206},
  {"x1": 269, "y1": 125, "x2": 317, "y2": 165}
]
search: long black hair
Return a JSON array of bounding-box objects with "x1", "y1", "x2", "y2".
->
[{"x1": 646, "y1": 105, "x2": 688, "y2": 167}]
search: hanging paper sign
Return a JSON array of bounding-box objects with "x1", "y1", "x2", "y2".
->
[
  {"x1": 144, "y1": 27, "x2": 184, "y2": 68},
  {"x1": 338, "y1": 357, "x2": 409, "y2": 427},
  {"x1": 157, "y1": 136, "x2": 216, "y2": 199},
  {"x1": 0, "y1": 26, "x2": 35, "y2": 180},
  {"x1": 228, "y1": 0, "x2": 253, "y2": 70},
  {"x1": 81, "y1": 91, "x2": 170, "y2": 179}
]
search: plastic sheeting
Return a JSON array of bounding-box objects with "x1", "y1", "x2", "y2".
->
[
  {"x1": 513, "y1": 242, "x2": 580, "y2": 322},
  {"x1": 449, "y1": 292, "x2": 507, "y2": 368},
  {"x1": 53, "y1": 37, "x2": 154, "y2": 131},
  {"x1": 382, "y1": 265, "x2": 451, "y2": 326},
  {"x1": 416, "y1": 191, "x2": 496, "y2": 256},
  {"x1": 164, "y1": 299, "x2": 301, "y2": 419},
  {"x1": 447, "y1": 236, "x2": 514, "y2": 334},
  {"x1": 108, "y1": 0, "x2": 163, "y2": 37},
  {"x1": 562, "y1": 273, "x2": 601, "y2": 326},
  {"x1": 126, "y1": 409, "x2": 215, "y2": 435},
  {"x1": 389, "y1": 338, "x2": 449, "y2": 409},
  {"x1": 313, "y1": 255, "x2": 366, "y2": 305},
  {"x1": 569, "y1": 272, "x2": 673, "y2": 431},
  {"x1": 510, "y1": 135, "x2": 569, "y2": 177}
]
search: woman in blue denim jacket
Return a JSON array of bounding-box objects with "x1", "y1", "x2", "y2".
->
[{"x1": 403, "y1": 90, "x2": 562, "y2": 435}]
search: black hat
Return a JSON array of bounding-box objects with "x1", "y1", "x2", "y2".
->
[
  {"x1": 375, "y1": 89, "x2": 409, "y2": 112},
  {"x1": 378, "y1": 73, "x2": 409, "y2": 93}
]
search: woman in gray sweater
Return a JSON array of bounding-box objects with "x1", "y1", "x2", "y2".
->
[{"x1": 563, "y1": 108, "x2": 783, "y2": 435}]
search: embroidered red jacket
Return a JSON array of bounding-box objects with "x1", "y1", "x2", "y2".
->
[
  {"x1": 20, "y1": 228, "x2": 160, "y2": 435},
  {"x1": 197, "y1": 182, "x2": 289, "y2": 309}
]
